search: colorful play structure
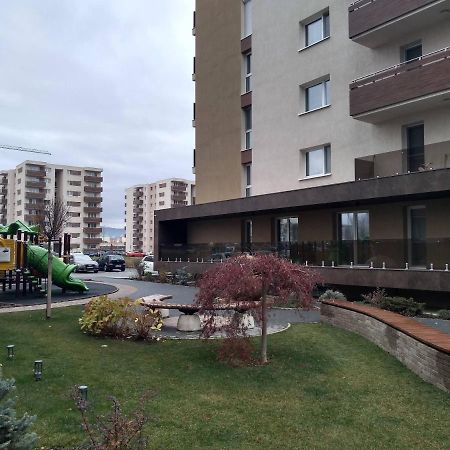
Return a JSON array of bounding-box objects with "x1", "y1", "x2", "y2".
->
[{"x1": 0, "y1": 220, "x2": 88, "y2": 297}]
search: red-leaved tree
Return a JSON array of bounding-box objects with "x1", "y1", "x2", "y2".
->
[{"x1": 196, "y1": 254, "x2": 321, "y2": 364}]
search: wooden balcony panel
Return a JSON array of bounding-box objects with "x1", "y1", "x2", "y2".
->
[
  {"x1": 350, "y1": 48, "x2": 450, "y2": 121},
  {"x1": 84, "y1": 186, "x2": 103, "y2": 194}
]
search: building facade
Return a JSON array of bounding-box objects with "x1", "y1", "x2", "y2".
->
[
  {"x1": 0, "y1": 160, "x2": 103, "y2": 252},
  {"x1": 125, "y1": 178, "x2": 195, "y2": 254},
  {"x1": 157, "y1": 0, "x2": 450, "y2": 297}
]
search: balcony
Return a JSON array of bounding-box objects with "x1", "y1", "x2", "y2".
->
[
  {"x1": 355, "y1": 140, "x2": 450, "y2": 180},
  {"x1": 84, "y1": 186, "x2": 103, "y2": 194},
  {"x1": 83, "y1": 237, "x2": 103, "y2": 245},
  {"x1": 84, "y1": 196, "x2": 102, "y2": 203},
  {"x1": 84, "y1": 207, "x2": 102, "y2": 213},
  {"x1": 350, "y1": 47, "x2": 450, "y2": 123},
  {"x1": 25, "y1": 169, "x2": 46, "y2": 178},
  {"x1": 349, "y1": 0, "x2": 450, "y2": 48},
  {"x1": 25, "y1": 181, "x2": 46, "y2": 189},
  {"x1": 84, "y1": 217, "x2": 102, "y2": 224},
  {"x1": 25, "y1": 192, "x2": 45, "y2": 200},
  {"x1": 84, "y1": 175, "x2": 103, "y2": 183},
  {"x1": 83, "y1": 227, "x2": 102, "y2": 234}
]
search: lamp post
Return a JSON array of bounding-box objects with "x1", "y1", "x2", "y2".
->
[
  {"x1": 78, "y1": 385, "x2": 88, "y2": 401},
  {"x1": 6, "y1": 345, "x2": 14, "y2": 359},
  {"x1": 33, "y1": 360, "x2": 43, "y2": 381}
]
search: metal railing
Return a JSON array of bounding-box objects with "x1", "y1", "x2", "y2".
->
[{"x1": 159, "y1": 239, "x2": 450, "y2": 271}]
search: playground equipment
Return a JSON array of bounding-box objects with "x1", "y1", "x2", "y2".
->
[{"x1": 0, "y1": 220, "x2": 88, "y2": 297}]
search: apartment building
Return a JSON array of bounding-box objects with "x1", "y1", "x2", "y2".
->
[
  {"x1": 125, "y1": 178, "x2": 195, "y2": 254},
  {"x1": 156, "y1": 0, "x2": 450, "y2": 297},
  {"x1": 0, "y1": 160, "x2": 103, "y2": 252}
]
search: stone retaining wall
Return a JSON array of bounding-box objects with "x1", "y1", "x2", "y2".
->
[{"x1": 321, "y1": 301, "x2": 450, "y2": 393}]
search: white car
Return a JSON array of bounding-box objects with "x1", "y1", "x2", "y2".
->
[{"x1": 140, "y1": 255, "x2": 158, "y2": 275}]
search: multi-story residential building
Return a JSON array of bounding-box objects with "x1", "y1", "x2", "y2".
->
[
  {"x1": 156, "y1": 0, "x2": 450, "y2": 299},
  {"x1": 125, "y1": 178, "x2": 195, "y2": 254},
  {"x1": 0, "y1": 160, "x2": 103, "y2": 252}
]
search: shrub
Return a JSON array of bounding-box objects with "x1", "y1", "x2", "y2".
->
[
  {"x1": 361, "y1": 287, "x2": 386, "y2": 307},
  {"x1": 217, "y1": 337, "x2": 255, "y2": 367},
  {"x1": 437, "y1": 309, "x2": 450, "y2": 320},
  {"x1": 319, "y1": 289, "x2": 346, "y2": 301},
  {"x1": 79, "y1": 296, "x2": 130, "y2": 337},
  {"x1": 0, "y1": 377, "x2": 38, "y2": 450},
  {"x1": 79, "y1": 296, "x2": 163, "y2": 340},
  {"x1": 379, "y1": 296, "x2": 425, "y2": 317},
  {"x1": 73, "y1": 391, "x2": 152, "y2": 450}
]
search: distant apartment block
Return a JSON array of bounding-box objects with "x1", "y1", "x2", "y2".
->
[
  {"x1": 125, "y1": 179, "x2": 195, "y2": 254},
  {"x1": 0, "y1": 160, "x2": 103, "y2": 252}
]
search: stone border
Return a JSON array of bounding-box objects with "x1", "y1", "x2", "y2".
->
[{"x1": 321, "y1": 300, "x2": 450, "y2": 393}]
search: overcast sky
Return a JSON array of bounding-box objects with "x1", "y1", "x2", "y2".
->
[{"x1": 0, "y1": 0, "x2": 195, "y2": 228}]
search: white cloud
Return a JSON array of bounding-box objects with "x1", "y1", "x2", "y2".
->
[{"x1": 0, "y1": 0, "x2": 195, "y2": 227}]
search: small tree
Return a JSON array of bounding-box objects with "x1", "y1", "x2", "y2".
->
[
  {"x1": 196, "y1": 254, "x2": 320, "y2": 364},
  {"x1": 37, "y1": 198, "x2": 70, "y2": 319},
  {"x1": 0, "y1": 377, "x2": 38, "y2": 450}
]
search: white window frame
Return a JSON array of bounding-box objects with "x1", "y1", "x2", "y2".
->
[
  {"x1": 244, "y1": 53, "x2": 252, "y2": 93},
  {"x1": 244, "y1": 164, "x2": 252, "y2": 197},
  {"x1": 304, "y1": 79, "x2": 330, "y2": 113},
  {"x1": 244, "y1": 107, "x2": 252, "y2": 150},
  {"x1": 304, "y1": 145, "x2": 331, "y2": 178},
  {"x1": 303, "y1": 10, "x2": 330, "y2": 48},
  {"x1": 242, "y1": 0, "x2": 252, "y2": 38}
]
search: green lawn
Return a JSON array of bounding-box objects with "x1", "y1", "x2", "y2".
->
[{"x1": 0, "y1": 307, "x2": 449, "y2": 449}]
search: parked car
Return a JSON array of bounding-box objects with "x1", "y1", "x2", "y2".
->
[
  {"x1": 139, "y1": 255, "x2": 157, "y2": 275},
  {"x1": 98, "y1": 255, "x2": 126, "y2": 272},
  {"x1": 126, "y1": 251, "x2": 146, "y2": 257},
  {"x1": 70, "y1": 254, "x2": 99, "y2": 273}
]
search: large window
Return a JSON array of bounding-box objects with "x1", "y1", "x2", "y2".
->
[
  {"x1": 305, "y1": 145, "x2": 331, "y2": 177},
  {"x1": 305, "y1": 79, "x2": 330, "y2": 112},
  {"x1": 244, "y1": 107, "x2": 252, "y2": 149},
  {"x1": 244, "y1": 164, "x2": 251, "y2": 197},
  {"x1": 244, "y1": 53, "x2": 252, "y2": 93},
  {"x1": 305, "y1": 11, "x2": 330, "y2": 47},
  {"x1": 243, "y1": 0, "x2": 252, "y2": 37}
]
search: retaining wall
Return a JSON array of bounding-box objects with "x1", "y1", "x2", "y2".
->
[{"x1": 321, "y1": 300, "x2": 450, "y2": 393}]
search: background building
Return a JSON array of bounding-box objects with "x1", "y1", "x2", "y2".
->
[
  {"x1": 157, "y1": 0, "x2": 450, "y2": 299},
  {"x1": 0, "y1": 160, "x2": 103, "y2": 252},
  {"x1": 125, "y1": 178, "x2": 195, "y2": 254}
]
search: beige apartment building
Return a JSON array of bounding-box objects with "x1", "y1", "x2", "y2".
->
[
  {"x1": 125, "y1": 178, "x2": 195, "y2": 254},
  {"x1": 0, "y1": 160, "x2": 103, "y2": 252},
  {"x1": 156, "y1": 0, "x2": 450, "y2": 297}
]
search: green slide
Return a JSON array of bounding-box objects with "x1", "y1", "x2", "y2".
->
[{"x1": 27, "y1": 245, "x2": 89, "y2": 292}]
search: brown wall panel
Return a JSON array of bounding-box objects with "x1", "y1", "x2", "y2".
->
[
  {"x1": 195, "y1": 0, "x2": 243, "y2": 204},
  {"x1": 349, "y1": 0, "x2": 436, "y2": 38},
  {"x1": 350, "y1": 50, "x2": 450, "y2": 116}
]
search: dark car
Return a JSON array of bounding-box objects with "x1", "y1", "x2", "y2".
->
[
  {"x1": 98, "y1": 255, "x2": 126, "y2": 272},
  {"x1": 70, "y1": 254, "x2": 99, "y2": 273}
]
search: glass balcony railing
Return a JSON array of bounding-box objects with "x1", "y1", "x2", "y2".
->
[
  {"x1": 355, "y1": 140, "x2": 450, "y2": 180},
  {"x1": 159, "y1": 239, "x2": 450, "y2": 271}
]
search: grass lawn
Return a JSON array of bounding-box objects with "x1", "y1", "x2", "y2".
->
[{"x1": 0, "y1": 307, "x2": 449, "y2": 449}]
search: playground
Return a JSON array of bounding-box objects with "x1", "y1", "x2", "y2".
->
[{"x1": 0, "y1": 220, "x2": 115, "y2": 307}]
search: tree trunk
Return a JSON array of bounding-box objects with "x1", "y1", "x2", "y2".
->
[
  {"x1": 260, "y1": 287, "x2": 268, "y2": 364},
  {"x1": 46, "y1": 241, "x2": 52, "y2": 319}
]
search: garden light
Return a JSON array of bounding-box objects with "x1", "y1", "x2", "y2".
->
[
  {"x1": 78, "y1": 385, "x2": 88, "y2": 401},
  {"x1": 33, "y1": 360, "x2": 43, "y2": 381},
  {"x1": 6, "y1": 345, "x2": 14, "y2": 359}
]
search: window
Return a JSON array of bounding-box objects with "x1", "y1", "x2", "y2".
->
[
  {"x1": 305, "y1": 145, "x2": 331, "y2": 177},
  {"x1": 305, "y1": 79, "x2": 330, "y2": 112},
  {"x1": 305, "y1": 11, "x2": 330, "y2": 47},
  {"x1": 244, "y1": 107, "x2": 252, "y2": 149},
  {"x1": 69, "y1": 170, "x2": 81, "y2": 176},
  {"x1": 244, "y1": 164, "x2": 252, "y2": 197},
  {"x1": 402, "y1": 41, "x2": 422, "y2": 62},
  {"x1": 244, "y1": 53, "x2": 252, "y2": 93},
  {"x1": 243, "y1": 0, "x2": 252, "y2": 37}
]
